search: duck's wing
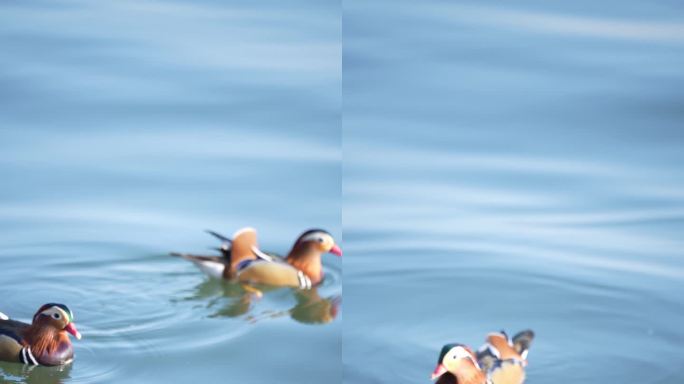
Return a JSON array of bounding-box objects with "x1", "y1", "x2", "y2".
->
[
  {"x1": 236, "y1": 260, "x2": 312, "y2": 289},
  {"x1": 228, "y1": 228, "x2": 259, "y2": 275},
  {"x1": 0, "y1": 318, "x2": 28, "y2": 343},
  {"x1": 206, "y1": 228, "x2": 286, "y2": 263},
  {"x1": 0, "y1": 335, "x2": 23, "y2": 364},
  {"x1": 485, "y1": 332, "x2": 523, "y2": 361},
  {"x1": 206, "y1": 230, "x2": 285, "y2": 264},
  {"x1": 0, "y1": 318, "x2": 28, "y2": 364}
]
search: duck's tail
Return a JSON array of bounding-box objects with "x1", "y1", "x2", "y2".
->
[
  {"x1": 512, "y1": 329, "x2": 535, "y2": 360},
  {"x1": 170, "y1": 227, "x2": 259, "y2": 277},
  {"x1": 169, "y1": 229, "x2": 233, "y2": 261},
  {"x1": 205, "y1": 230, "x2": 233, "y2": 258},
  {"x1": 0, "y1": 311, "x2": 8, "y2": 321}
]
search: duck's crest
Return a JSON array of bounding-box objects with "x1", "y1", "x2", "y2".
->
[{"x1": 233, "y1": 227, "x2": 256, "y2": 239}]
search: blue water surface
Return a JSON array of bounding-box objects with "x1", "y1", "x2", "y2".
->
[
  {"x1": 0, "y1": 1, "x2": 340, "y2": 383},
  {"x1": 343, "y1": 1, "x2": 684, "y2": 383}
]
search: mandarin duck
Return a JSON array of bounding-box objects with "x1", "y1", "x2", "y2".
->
[
  {"x1": 431, "y1": 330, "x2": 534, "y2": 384},
  {"x1": 0, "y1": 304, "x2": 81, "y2": 366},
  {"x1": 172, "y1": 227, "x2": 342, "y2": 290}
]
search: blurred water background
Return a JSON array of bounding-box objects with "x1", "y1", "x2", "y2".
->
[
  {"x1": 343, "y1": 1, "x2": 684, "y2": 383},
  {"x1": 0, "y1": 1, "x2": 340, "y2": 383}
]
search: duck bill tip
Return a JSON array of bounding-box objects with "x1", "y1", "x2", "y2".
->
[
  {"x1": 65, "y1": 322, "x2": 81, "y2": 340},
  {"x1": 431, "y1": 364, "x2": 447, "y2": 380},
  {"x1": 329, "y1": 244, "x2": 343, "y2": 257}
]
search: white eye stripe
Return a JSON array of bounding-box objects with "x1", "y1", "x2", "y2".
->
[
  {"x1": 40, "y1": 307, "x2": 69, "y2": 322},
  {"x1": 300, "y1": 233, "x2": 328, "y2": 242},
  {"x1": 452, "y1": 347, "x2": 471, "y2": 359},
  {"x1": 448, "y1": 347, "x2": 481, "y2": 370}
]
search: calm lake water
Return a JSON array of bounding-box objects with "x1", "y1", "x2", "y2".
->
[
  {"x1": 2, "y1": 1, "x2": 684, "y2": 383},
  {"x1": 343, "y1": 1, "x2": 684, "y2": 383},
  {"x1": 0, "y1": 1, "x2": 340, "y2": 383}
]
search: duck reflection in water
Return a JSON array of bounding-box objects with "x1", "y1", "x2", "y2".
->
[
  {"x1": 0, "y1": 361, "x2": 72, "y2": 384},
  {"x1": 181, "y1": 278, "x2": 340, "y2": 324}
]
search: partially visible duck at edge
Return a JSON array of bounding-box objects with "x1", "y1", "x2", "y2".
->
[
  {"x1": 0, "y1": 303, "x2": 82, "y2": 366},
  {"x1": 172, "y1": 227, "x2": 342, "y2": 290},
  {"x1": 432, "y1": 329, "x2": 534, "y2": 384}
]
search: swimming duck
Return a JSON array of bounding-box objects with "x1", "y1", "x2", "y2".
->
[
  {"x1": 172, "y1": 227, "x2": 342, "y2": 289},
  {"x1": 431, "y1": 329, "x2": 534, "y2": 384},
  {"x1": 0, "y1": 303, "x2": 81, "y2": 366}
]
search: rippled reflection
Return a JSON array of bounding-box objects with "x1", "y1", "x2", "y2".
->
[
  {"x1": 180, "y1": 278, "x2": 340, "y2": 325},
  {"x1": 289, "y1": 290, "x2": 341, "y2": 325},
  {"x1": 0, "y1": 362, "x2": 72, "y2": 384}
]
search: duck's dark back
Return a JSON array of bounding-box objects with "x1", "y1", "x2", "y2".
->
[{"x1": 0, "y1": 319, "x2": 28, "y2": 343}]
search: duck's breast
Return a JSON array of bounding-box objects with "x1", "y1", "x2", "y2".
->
[{"x1": 37, "y1": 339, "x2": 74, "y2": 366}]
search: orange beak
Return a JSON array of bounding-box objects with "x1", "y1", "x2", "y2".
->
[
  {"x1": 431, "y1": 364, "x2": 447, "y2": 380},
  {"x1": 65, "y1": 322, "x2": 81, "y2": 340},
  {"x1": 329, "y1": 244, "x2": 342, "y2": 257}
]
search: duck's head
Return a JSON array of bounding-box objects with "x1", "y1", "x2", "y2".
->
[
  {"x1": 431, "y1": 344, "x2": 479, "y2": 380},
  {"x1": 32, "y1": 303, "x2": 81, "y2": 340},
  {"x1": 294, "y1": 229, "x2": 342, "y2": 257}
]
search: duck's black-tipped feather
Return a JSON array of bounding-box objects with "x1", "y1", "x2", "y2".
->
[
  {"x1": 204, "y1": 230, "x2": 232, "y2": 259},
  {"x1": 170, "y1": 252, "x2": 215, "y2": 259},
  {"x1": 205, "y1": 230, "x2": 232, "y2": 244},
  {"x1": 169, "y1": 252, "x2": 227, "y2": 263}
]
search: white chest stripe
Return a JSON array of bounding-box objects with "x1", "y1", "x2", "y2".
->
[
  {"x1": 21, "y1": 347, "x2": 39, "y2": 365},
  {"x1": 297, "y1": 271, "x2": 312, "y2": 290}
]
